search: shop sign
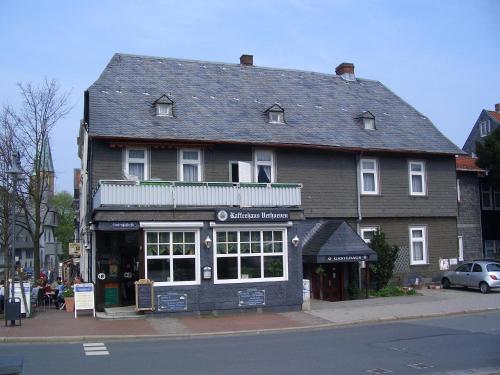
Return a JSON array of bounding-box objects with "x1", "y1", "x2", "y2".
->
[
  {"x1": 97, "y1": 222, "x2": 139, "y2": 231},
  {"x1": 74, "y1": 283, "x2": 96, "y2": 318},
  {"x1": 215, "y1": 209, "x2": 290, "y2": 223},
  {"x1": 157, "y1": 293, "x2": 187, "y2": 312},
  {"x1": 326, "y1": 255, "x2": 369, "y2": 262},
  {"x1": 238, "y1": 288, "x2": 265, "y2": 307},
  {"x1": 68, "y1": 242, "x2": 81, "y2": 257},
  {"x1": 14, "y1": 282, "x2": 31, "y2": 315}
]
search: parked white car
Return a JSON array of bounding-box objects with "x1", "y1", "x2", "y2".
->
[{"x1": 442, "y1": 260, "x2": 500, "y2": 294}]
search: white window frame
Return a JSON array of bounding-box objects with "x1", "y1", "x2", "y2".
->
[
  {"x1": 144, "y1": 228, "x2": 200, "y2": 286},
  {"x1": 156, "y1": 103, "x2": 173, "y2": 117},
  {"x1": 179, "y1": 148, "x2": 202, "y2": 182},
  {"x1": 253, "y1": 149, "x2": 275, "y2": 183},
  {"x1": 457, "y1": 179, "x2": 461, "y2": 202},
  {"x1": 125, "y1": 147, "x2": 149, "y2": 180},
  {"x1": 363, "y1": 118, "x2": 375, "y2": 130},
  {"x1": 481, "y1": 183, "x2": 493, "y2": 210},
  {"x1": 360, "y1": 226, "x2": 379, "y2": 243},
  {"x1": 480, "y1": 120, "x2": 491, "y2": 137},
  {"x1": 409, "y1": 225, "x2": 428, "y2": 265},
  {"x1": 408, "y1": 160, "x2": 426, "y2": 196},
  {"x1": 269, "y1": 111, "x2": 284, "y2": 124},
  {"x1": 213, "y1": 227, "x2": 288, "y2": 284},
  {"x1": 458, "y1": 236, "x2": 464, "y2": 262},
  {"x1": 360, "y1": 158, "x2": 379, "y2": 195}
]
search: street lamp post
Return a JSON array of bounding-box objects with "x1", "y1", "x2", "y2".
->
[{"x1": 6, "y1": 152, "x2": 23, "y2": 325}]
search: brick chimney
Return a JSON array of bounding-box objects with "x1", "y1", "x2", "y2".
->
[
  {"x1": 495, "y1": 103, "x2": 500, "y2": 112},
  {"x1": 335, "y1": 62, "x2": 355, "y2": 81},
  {"x1": 240, "y1": 54, "x2": 253, "y2": 66}
]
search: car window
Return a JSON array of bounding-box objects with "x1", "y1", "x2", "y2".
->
[
  {"x1": 487, "y1": 263, "x2": 500, "y2": 272},
  {"x1": 472, "y1": 264, "x2": 483, "y2": 272},
  {"x1": 456, "y1": 263, "x2": 472, "y2": 272}
]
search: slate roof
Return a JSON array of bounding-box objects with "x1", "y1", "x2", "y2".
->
[
  {"x1": 40, "y1": 138, "x2": 54, "y2": 173},
  {"x1": 302, "y1": 221, "x2": 377, "y2": 262},
  {"x1": 87, "y1": 53, "x2": 462, "y2": 155}
]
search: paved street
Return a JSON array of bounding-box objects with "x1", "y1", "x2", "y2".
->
[{"x1": 2, "y1": 311, "x2": 500, "y2": 375}]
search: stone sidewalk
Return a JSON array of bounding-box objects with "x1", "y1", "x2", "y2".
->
[{"x1": 1, "y1": 288, "x2": 499, "y2": 342}]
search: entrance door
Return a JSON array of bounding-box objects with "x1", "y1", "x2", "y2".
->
[
  {"x1": 311, "y1": 264, "x2": 344, "y2": 302},
  {"x1": 96, "y1": 231, "x2": 140, "y2": 310}
]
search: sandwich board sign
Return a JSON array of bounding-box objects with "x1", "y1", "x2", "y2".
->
[{"x1": 74, "y1": 283, "x2": 95, "y2": 318}]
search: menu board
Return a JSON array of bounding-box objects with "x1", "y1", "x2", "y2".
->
[
  {"x1": 74, "y1": 283, "x2": 95, "y2": 318},
  {"x1": 238, "y1": 288, "x2": 265, "y2": 307},
  {"x1": 135, "y1": 279, "x2": 154, "y2": 311},
  {"x1": 157, "y1": 293, "x2": 187, "y2": 312}
]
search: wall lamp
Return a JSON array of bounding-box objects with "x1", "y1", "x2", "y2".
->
[
  {"x1": 292, "y1": 235, "x2": 300, "y2": 247},
  {"x1": 204, "y1": 235, "x2": 212, "y2": 249}
]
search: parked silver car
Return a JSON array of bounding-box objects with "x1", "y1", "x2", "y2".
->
[{"x1": 442, "y1": 260, "x2": 500, "y2": 294}]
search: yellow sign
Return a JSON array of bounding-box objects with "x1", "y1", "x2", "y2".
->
[{"x1": 68, "y1": 243, "x2": 81, "y2": 256}]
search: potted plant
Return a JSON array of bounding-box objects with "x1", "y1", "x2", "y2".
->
[{"x1": 63, "y1": 287, "x2": 74, "y2": 312}]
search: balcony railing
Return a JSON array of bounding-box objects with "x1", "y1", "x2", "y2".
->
[{"x1": 93, "y1": 180, "x2": 302, "y2": 209}]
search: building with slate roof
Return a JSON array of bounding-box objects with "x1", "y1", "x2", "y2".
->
[
  {"x1": 78, "y1": 53, "x2": 463, "y2": 312},
  {"x1": 462, "y1": 104, "x2": 500, "y2": 260}
]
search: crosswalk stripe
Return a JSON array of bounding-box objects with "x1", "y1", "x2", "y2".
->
[
  {"x1": 85, "y1": 351, "x2": 110, "y2": 356},
  {"x1": 83, "y1": 343, "x2": 109, "y2": 356}
]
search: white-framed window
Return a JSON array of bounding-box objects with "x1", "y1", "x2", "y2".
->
[
  {"x1": 229, "y1": 161, "x2": 252, "y2": 183},
  {"x1": 458, "y1": 236, "x2": 464, "y2": 262},
  {"x1": 156, "y1": 102, "x2": 173, "y2": 116},
  {"x1": 145, "y1": 230, "x2": 200, "y2": 286},
  {"x1": 360, "y1": 226, "x2": 379, "y2": 243},
  {"x1": 363, "y1": 118, "x2": 375, "y2": 130},
  {"x1": 269, "y1": 111, "x2": 284, "y2": 124},
  {"x1": 254, "y1": 149, "x2": 275, "y2": 183},
  {"x1": 408, "y1": 161, "x2": 426, "y2": 196},
  {"x1": 179, "y1": 149, "x2": 202, "y2": 182},
  {"x1": 360, "y1": 158, "x2": 379, "y2": 195},
  {"x1": 481, "y1": 183, "x2": 493, "y2": 210},
  {"x1": 457, "y1": 179, "x2": 461, "y2": 202},
  {"x1": 479, "y1": 120, "x2": 491, "y2": 137},
  {"x1": 409, "y1": 226, "x2": 427, "y2": 265},
  {"x1": 125, "y1": 148, "x2": 148, "y2": 180},
  {"x1": 214, "y1": 228, "x2": 288, "y2": 284}
]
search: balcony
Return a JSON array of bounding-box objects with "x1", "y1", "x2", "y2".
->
[{"x1": 93, "y1": 180, "x2": 302, "y2": 209}]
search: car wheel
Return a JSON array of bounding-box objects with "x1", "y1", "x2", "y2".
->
[
  {"x1": 479, "y1": 282, "x2": 490, "y2": 294},
  {"x1": 442, "y1": 278, "x2": 451, "y2": 289}
]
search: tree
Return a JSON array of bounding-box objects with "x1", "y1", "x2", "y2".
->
[
  {"x1": 369, "y1": 231, "x2": 399, "y2": 290},
  {"x1": 1, "y1": 79, "x2": 71, "y2": 279},
  {"x1": 50, "y1": 191, "x2": 74, "y2": 259},
  {"x1": 476, "y1": 127, "x2": 500, "y2": 179}
]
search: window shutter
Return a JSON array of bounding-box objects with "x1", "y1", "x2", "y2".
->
[{"x1": 238, "y1": 162, "x2": 252, "y2": 182}]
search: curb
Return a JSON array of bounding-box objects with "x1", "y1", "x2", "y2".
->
[{"x1": 1, "y1": 307, "x2": 499, "y2": 344}]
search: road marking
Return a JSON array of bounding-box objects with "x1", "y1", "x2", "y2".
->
[
  {"x1": 365, "y1": 369, "x2": 393, "y2": 374},
  {"x1": 408, "y1": 363, "x2": 434, "y2": 370},
  {"x1": 83, "y1": 343, "x2": 109, "y2": 356}
]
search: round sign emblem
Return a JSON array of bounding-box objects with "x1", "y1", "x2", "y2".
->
[
  {"x1": 217, "y1": 210, "x2": 228, "y2": 221},
  {"x1": 97, "y1": 273, "x2": 106, "y2": 280}
]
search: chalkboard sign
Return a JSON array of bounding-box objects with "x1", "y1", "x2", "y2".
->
[
  {"x1": 157, "y1": 293, "x2": 188, "y2": 312},
  {"x1": 135, "y1": 279, "x2": 154, "y2": 311},
  {"x1": 238, "y1": 288, "x2": 265, "y2": 307}
]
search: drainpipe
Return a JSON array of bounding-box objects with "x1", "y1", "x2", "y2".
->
[{"x1": 356, "y1": 153, "x2": 363, "y2": 289}]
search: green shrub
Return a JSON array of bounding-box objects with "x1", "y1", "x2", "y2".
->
[
  {"x1": 63, "y1": 287, "x2": 74, "y2": 298},
  {"x1": 370, "y1": 285, "x2": 416, "y2": 297},
  {"x1": 369, "y1": 231, "x2": 399, "y2": 291}
]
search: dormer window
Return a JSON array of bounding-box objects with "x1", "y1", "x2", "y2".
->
[
  {"x1": 358, "y1": 111, "x2": 376, "y2": 130},
  {"x1": 265, "y1": 104, "x2": 285, "y2": 124},
  {"x1": 154, "y1": 95, "x2": 173, "y2": 117}
]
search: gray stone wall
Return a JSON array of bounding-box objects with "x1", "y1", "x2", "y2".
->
[{"x1": 457, "y1": 171, "x2": 483, "y2": 260}]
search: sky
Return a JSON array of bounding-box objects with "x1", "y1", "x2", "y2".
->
[{"x1": 1, "y1": 0, "x2": 499, "y2": 192}]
